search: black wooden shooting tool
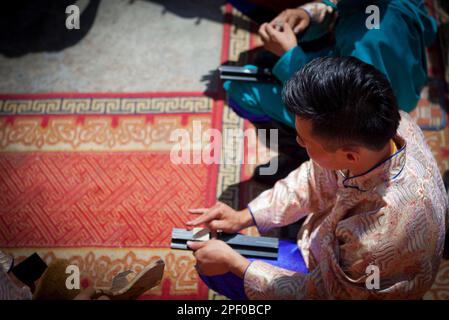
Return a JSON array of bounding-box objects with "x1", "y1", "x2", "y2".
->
[
  {"x1": 218, "y1": 65, "x2": 280, "y2": 84},
  {"x1": 171, "y1": 228, "x2": 279, "y2": 259}
]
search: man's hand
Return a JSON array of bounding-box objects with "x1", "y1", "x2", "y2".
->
[
  {"x1": 258, "y1": 22, "x2": 298, "y2": 57},
  {"x1": 270, "y1": 8, "x2": 311, "y2": 34},
  {"x1": 187, "y1": 202, "x2": 253, "y2": 234},
  {"x1": 188, "y1": 239, "x2": 250, "y2": 277}
]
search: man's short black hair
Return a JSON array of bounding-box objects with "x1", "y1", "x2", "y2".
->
[{"x1": 282, "y1": 56, "x2": 400, "y2": 151}]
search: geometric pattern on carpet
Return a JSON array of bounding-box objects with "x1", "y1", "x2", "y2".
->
[
  {"x1": 0, "y1": 151, "x2": 214, "y2": 247},
  {"x1": 0, "y1": 3, "x2": 244, "y2": 300},
  {"x1": 0, "y1": 111, "x2": 218, "y2": 299}
]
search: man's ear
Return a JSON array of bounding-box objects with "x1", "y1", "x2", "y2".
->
[{"x1": 338, "y1": 147, "x2": 361, "y2": 164}]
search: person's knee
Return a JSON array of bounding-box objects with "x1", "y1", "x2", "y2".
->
[{"x1": 224, "y1": 80, "x2": 260, "y2": 109}]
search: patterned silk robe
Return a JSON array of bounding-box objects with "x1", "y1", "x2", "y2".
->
[
  {"x1": 244, "y1": 112, "x2": 448, "y2": 299},
  {"x1": 0, "y1": 251, "x2": 32, "y2": 300}
]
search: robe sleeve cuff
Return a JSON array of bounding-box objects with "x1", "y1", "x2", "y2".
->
[
  {"x1": 272, "y1": 46, "x2": 307, "y2": 84},
  {"x1": 243, "y1": 260, "x2": 296, "y2": 300},
  {"x1": 247, "y1": 199, "x2": 276, "y2": 234}
]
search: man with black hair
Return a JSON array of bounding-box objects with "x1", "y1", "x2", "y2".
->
[{"x1": 188, "y1": 56, "x2": 448, "y2": 299}]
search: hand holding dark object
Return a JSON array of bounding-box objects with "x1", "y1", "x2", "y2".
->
[
  {"x1": 187, "y1": 202, "x2": 254, "y2": 235},
  {"x1": 258, "y1": 22, "x2": 298, "y2": 57},
  {"x1": 270, "y1": 8, "x2": 311, "y2": 34},
  {"x1": 187, "y1": 239, "x2": 250, "y2": 277}
]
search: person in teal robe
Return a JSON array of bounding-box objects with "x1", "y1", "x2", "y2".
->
[{"x1": 224, "y1": 0, "x2": 438, "y2": 128}]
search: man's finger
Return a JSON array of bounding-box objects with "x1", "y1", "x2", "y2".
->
[
  {"x1": 269, "y1": 18, "x2": 284, "y2": 31},
  {"x1": 258, "y1": 23, "x2": 270, "y2": 42},
  {"x1": 188, "y1": 208, "x2": 209, "y2": 215},
  {"x1": 208, "y1": 220, "x2": 225, "y2": 233},
  {"x1": 265, "y1": 23, "x2": 281, "y2": 39},
  {"x1": 269, "y1": 18, "x2": 282, "y2": 27},
  {"x1": 281, "y1": 22, "x2": 295, "y2": 36},
  {"x1": 186, "y1": 207, "x2": 221, "y2": 226},
  {"x1": 286, "y1": 16, "x2": 298, "y2": 29},
  {"x1": 187, "y1": 240, "x2": 208, "y2": 251},
  {"x1": 293, "y1": 19, "x2": 308, "y2": 34}
]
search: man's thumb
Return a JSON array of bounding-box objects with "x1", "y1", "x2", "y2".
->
[
  {"x1": 187, "y1": 240, "x2": 206, "y2": 251},
  {"x1": 283, "y1": 22, "x2": 293, "y2": 32},
  {"x1": 293, "y1": 20, "x2": 307, "y2": 34}
]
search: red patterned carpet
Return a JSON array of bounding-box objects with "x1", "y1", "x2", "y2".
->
[
  {"x1": 0, "y1": 3, "x2": 237, "y2": 299},
  {"x1": 0, "y1": 152, "x2": 214, "y2": 247},
  {"x1": 0, "y1": 97, "x2": 220, "y2": 299}
]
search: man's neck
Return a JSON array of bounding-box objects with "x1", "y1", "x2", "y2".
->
[{"x1": 348, "y1": 140, "x2": 395, "y2": 176}]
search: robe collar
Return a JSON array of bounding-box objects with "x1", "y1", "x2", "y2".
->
[{"x1": 338, "y1": 134, "x2": 406, "y2": 192}]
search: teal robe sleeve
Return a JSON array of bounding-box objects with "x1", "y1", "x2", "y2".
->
[{"x1": 335, "y1": 0, "x2": 438, "y2": 112}]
